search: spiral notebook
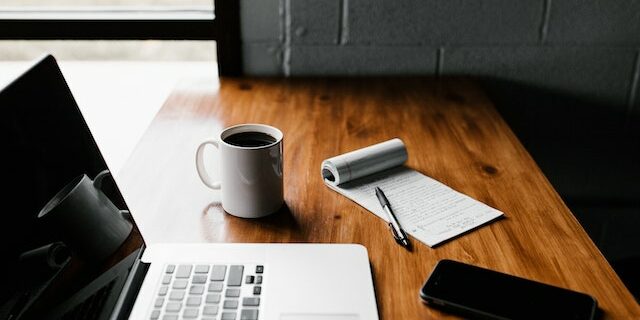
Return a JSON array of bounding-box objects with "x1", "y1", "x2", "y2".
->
[{"x1": 321, "y1": 138, "x2": 504, "y2": 247}]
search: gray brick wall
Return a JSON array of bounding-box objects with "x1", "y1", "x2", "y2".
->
[
  {"x1": 441, "y1": 46, "x2": 637, "y2": 108},
  {"x1": 240, "y1": 0, "x2": 282, "y2": 42},
  {"x1": 239, "y1": 0, "x2": 640, "y2": 116},
  {"x1": 290, "y1": 0, "x2": 342, "y2": 45},
  {"x1": 546, "y1": 0, "x2": 640, "y2": 44},
  {"x1": 348, "y1": 0, "x2": 543, "y2": 45},
  {"x1": 289, "y1": 45, "x2": 436, "y2": 75}
]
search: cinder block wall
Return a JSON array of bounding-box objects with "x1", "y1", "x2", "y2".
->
[{"x1": 240, "y1": 0, "x2": 640, "y2": 113}]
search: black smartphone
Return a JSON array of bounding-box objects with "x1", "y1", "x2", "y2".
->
[{"x1": 420, "y1": 259, "x2": 598, "y2": 320}]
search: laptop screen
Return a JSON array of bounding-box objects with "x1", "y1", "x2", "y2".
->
[{"x1": 0, "y1": 55, "x2": 143, "y2": 319}]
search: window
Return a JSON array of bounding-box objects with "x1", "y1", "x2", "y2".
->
[
  {"x1": 0, "y1": 0, "x2": 241, "y2": 75},
  {"x1": 1, "y1": 0, "x2": 212, "y2": 7},
  {"x1": 0, "y1": 40, "x2": 216, "y2": 61}
]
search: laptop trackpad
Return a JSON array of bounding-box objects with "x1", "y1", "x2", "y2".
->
[{"x1": 280, "y1": 315, "x2": 359, "y2": 320}]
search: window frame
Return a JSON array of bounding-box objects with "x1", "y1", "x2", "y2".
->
[{"x1": 0, "y1": 0, "x2": 241, "y2": 75}]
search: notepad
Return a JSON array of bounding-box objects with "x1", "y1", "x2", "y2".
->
[{"x1": 321, "y1": 138, "x2": 504, "y2": 247}]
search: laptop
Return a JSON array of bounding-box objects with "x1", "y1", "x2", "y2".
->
[{"x1": 0, "y1": 55, "x2": 379, "y2": 320}]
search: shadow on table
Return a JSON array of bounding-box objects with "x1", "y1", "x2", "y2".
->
[{"x1": 475, "y1": 77, "x2": 640, "y2": 301}]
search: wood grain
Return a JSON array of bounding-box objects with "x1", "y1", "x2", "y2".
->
[{"x1": 118, "y1": 77, "x2": 640, "y2": 319}]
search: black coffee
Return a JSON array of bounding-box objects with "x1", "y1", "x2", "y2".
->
[{"x1": 224, "y1": 131, "x2": 277, "y2": 147}]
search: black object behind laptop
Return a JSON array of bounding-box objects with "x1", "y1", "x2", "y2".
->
[{"x1": 420, "y1": 259, "x2": 598, "y2": 320}]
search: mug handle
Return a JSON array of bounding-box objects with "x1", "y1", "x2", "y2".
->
[
  {"x1": 93, "y1": 170, "x2": 111, "y2": 190},
  {"x1": 195, "y1": 140, "x2": 222, "y2": 190},
  {"x1": 93, "y1": 170, "x2": 132, "y2": 221}
]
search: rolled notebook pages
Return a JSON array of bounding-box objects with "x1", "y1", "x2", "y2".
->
[{"x1": 321, "y1": 138, "x2": 408, "y2": 186}]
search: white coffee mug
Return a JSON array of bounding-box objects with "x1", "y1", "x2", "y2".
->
[{"x1": 195, "y1": 124, "x2": 284, "y2": 218}]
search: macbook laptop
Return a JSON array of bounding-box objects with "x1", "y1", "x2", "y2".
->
[{"x1": 0, "y1": 55, "x2": 379, "y2": 320}]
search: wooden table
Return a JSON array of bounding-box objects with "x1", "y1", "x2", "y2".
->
[{"x1": 118, "y1": 77, "x2": 640, "y2": 319}]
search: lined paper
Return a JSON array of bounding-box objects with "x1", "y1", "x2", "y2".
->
[{"x1": 322, "y1": 140, "x2": 503, "y2": 247}]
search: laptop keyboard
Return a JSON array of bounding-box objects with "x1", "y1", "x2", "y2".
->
[{"x1": 150, "y1": 264, "x2": 263, "y2": 320}]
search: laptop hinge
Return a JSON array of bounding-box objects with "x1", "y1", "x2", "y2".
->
[{"x1": 109, "y1": 250, "x2": 150, "y2": 320}]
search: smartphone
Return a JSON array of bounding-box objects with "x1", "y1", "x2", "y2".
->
[{"x1": 420, "y1": 260, "x2": 598, "y2": 320}]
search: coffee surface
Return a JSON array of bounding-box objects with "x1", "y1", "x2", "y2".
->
[{"x1": 224, "y1": 131, "x2": 276, "y2": 147}]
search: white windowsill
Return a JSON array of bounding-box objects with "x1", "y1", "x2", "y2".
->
[{"x1": 0, "y1": 60, "x2": 218, "y2": 176}]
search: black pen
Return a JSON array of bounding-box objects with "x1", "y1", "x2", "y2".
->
[{"x1": 375, "y1": 186, "x2": 410, "y2": 247}]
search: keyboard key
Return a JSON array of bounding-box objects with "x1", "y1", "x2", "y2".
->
[
  {"x1": 228, "y1": 266, "x2": 244, "y2": 286},
  {"x1": 165, "y1": 302, "x2": 181, "y2": 312},
  {"x1": 203, "y1": 305, "x2": 219, "y2": 316},
  {"x1": 206, "y1": 293, "x2": 221, "y2": 304},
  {"x1": 194, "y1": 265, "x2": 210, "y2": 273},
  {"x1": 241, "y1": 309, "x2": 259, "y2": 320},
  {"x1": 224, "y1": 300, "x2": 239, "y2": 309},
  {"x1": 150, "y1": 309, "x2": 161, "y2": 320},
  {"x1": 153, "y1": 263, "x2": 268, "y2": 320},
  {"x1": 210, "y1": 265, "x2": 227, "y2": 281},
  {"x1": 173, "y1": 280, "x2": 188, "y2": 289},
  {"x1": 186, "y1": 296, "x2": 202, "y2": 306},
  {"x1": 190, "y1": 285, "x2": 205, "y2": 295},
  {"x1": 192, "y1": 275, "x2": 208, "y2": 284},
  {"x1": 169, "y1": 290, "x2": 185, "y2": 301},
  {"x1": 176, "y1": 265, "x2": 193, "y2": 278},
  {"x1": 226, "y1": 288, "x2": 241, "y2": 297},
  {"x1": 162, "y1": 315, "x2": 178, "y2": 320},
  {"x1": 154, "y1": 297, "x2": 165, "y2": 308},
  {"x1": 182, "y1": 308, "x2": 199, "y2": 318},
  {"x1": 208, "y1": 281, "x2": 224, "y2": 292},
  {"x1": 242, "y1": 297, "x2": 260, "y2": 306}
]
